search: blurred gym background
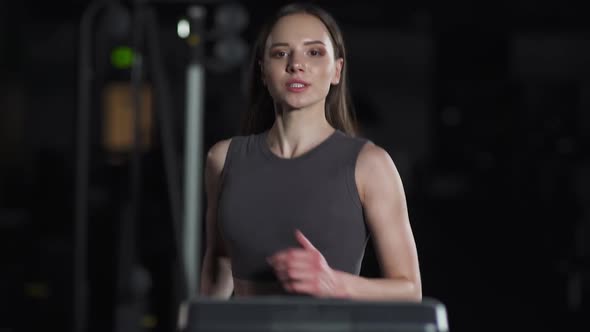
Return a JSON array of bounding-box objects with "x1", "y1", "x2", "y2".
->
[{"x1": 0, "y1": 0, "x2": 588, "y2": 331}]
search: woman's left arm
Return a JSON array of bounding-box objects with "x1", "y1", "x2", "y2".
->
[{"x1": 340, "y1": 142, "x2": 422, "y2": 301}]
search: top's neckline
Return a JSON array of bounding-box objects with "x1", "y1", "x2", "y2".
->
[{"x1": 259, "y1": 129, "x2": 341, "y2": 162}]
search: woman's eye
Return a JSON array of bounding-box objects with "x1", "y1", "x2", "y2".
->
[
  {"x1": 309, "y1": 49, "x2": 322, "y2": 56},
  {"x1": 272, "y1": 50, "x2": 288, "y2": 57}
]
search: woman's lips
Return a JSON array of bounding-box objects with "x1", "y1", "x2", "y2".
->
[{"x1": 285, "y1": 79, "x2": 310, "y2": 92}]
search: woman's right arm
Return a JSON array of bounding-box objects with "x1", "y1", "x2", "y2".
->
[{"x1": 200, "y1": 139, "x2": 234, "y2": 298}]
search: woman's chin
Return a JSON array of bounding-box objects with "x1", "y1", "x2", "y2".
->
[{"x1": 277, "y1": 98, "x2": 321, "y2": 113}]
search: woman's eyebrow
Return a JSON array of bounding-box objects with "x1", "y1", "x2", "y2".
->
[{"x1": 303, "y1": 40, "x2": 326, "y2": 46}]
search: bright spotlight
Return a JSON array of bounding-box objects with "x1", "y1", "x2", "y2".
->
[{"x1": 177, "y1": 18, "x2": 190, "y2": 39}]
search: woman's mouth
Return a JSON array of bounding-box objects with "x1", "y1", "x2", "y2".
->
[{"x1": 286, "y1": 80, "x2": 310, "y2": 92}]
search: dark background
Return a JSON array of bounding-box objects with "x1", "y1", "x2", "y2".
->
[{"x1": 1, "y1": 0, "x2": 589, "y2": 331}]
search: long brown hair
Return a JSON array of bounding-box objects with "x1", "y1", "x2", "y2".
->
[{"x1": 239, "y1": 2, "x2": 359, "y2": 136}]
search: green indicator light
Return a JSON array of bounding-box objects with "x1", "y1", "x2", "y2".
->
[{"x1": 111, "y1": 46, "x2": 134, "y2": 69}]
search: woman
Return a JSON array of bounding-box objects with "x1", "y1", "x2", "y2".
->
[{"x1": 200, "y1": 2, "x2": 421, "y2": 301}]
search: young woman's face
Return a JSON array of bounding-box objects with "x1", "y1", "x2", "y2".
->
[{"x1": 261, "y1": 13, "x2": 343, "y2": 111}]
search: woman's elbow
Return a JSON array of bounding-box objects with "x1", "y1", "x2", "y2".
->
[
  {"x1": 399, "y1": 278, "x2": 422, "y2": 302},
  {"x1": 412, "y1": 283, "x2": 422, "y2": 302}
]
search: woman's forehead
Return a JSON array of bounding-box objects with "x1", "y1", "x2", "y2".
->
[{"x1": 265, "y1": 13, "x2": 333, "y2": 48}]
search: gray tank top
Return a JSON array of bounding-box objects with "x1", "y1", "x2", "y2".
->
[{"x1": 217, "y1": 129, "x2": 370, "y2": 281}]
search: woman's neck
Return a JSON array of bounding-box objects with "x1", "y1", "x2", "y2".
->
[{"x1": 268, "y1": 105, "x2": 335, "y2": 159}]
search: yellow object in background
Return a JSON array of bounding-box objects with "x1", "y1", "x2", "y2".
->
[{"x1": 102, "y1": 82, "x2": 153, "y2": 154}]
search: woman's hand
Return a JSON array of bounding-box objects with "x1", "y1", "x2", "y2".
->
[{"x1": 267, "y1": 229, "x2": 350, "y2": 298}]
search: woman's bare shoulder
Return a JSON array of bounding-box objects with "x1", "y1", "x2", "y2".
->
[
  {"x1": 357, "y1": 141, "x2": 395, "y2": 171},
  {"x1": 355, "y1": 142, "x2": 402, "y2": 201},
  {"x1": 206, "y1": 138, "x2": 233, "y2": 175}
]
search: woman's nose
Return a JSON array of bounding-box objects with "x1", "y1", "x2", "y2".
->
[{"x1": 286, "y1": 55, "x2": 305, "y2": 73}]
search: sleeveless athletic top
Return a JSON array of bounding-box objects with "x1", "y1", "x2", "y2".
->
[{"x1": 217, "y1": 129, "x2": 370, "y2": 281}]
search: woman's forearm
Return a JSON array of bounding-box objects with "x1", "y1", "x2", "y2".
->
[
  {"x1": 200, "y1": 254, "x2": 234, "y2": 299},
  {"x1": 337, "y1": 271, "x2": 421, "y2": 301}
]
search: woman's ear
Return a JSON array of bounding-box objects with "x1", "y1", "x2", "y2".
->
[{"x1": 332, "y1": 58, "x2": 343, "y2": 85}]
